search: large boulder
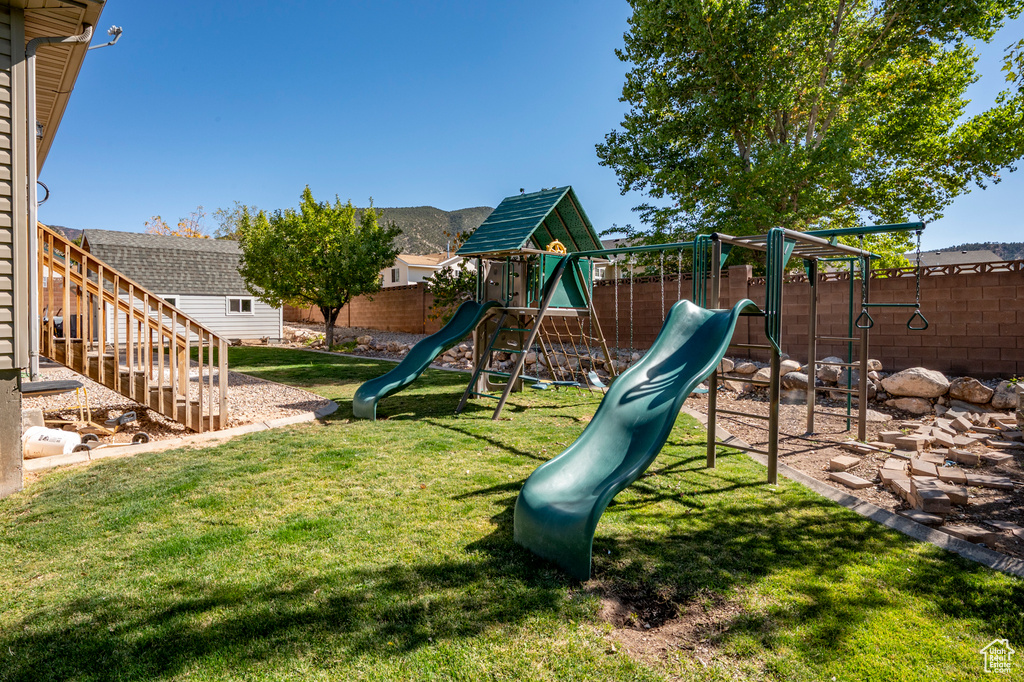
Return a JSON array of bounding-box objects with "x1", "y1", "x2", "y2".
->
[
  {"x1": 885, "y1": 397, "x2": 933, "y2": 415},
  {"x1": 718, "y1": 357, "x2": 735, "y2": 373},
  {"x1": 733, "y1": 361, "x2": 757, "y2": 375},
  {"x1": 947, "y1": 377, "x2": 994, "y2": 405},
  {"x1": 753, "y1": 367, "x2": 772, "y2": 382},
  {"x1": 880, "y1": 367, "x2": 949, "y2": 398},
  {"x1": 992, "y1": 381, "x2": 1017, "y2": 410},
  {"x1": 779, "y1": 359, "x2": 802, "y2": 375},
  {"x1": 781, "y1": 371, "x2": 809, "y2": 389},
  {"x1": 816, "y1": 356, "x2": 844, "y2": 383}
]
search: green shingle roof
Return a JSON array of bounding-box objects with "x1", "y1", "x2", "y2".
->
[{"x1": 457, "y1": 186, "x2": 603, "y2": 256}]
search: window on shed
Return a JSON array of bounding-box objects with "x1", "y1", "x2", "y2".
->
[
  {"x1": 391, "y1": 268, "x2": 400, "y2": 283},
  {"x1": 227, "y1": 297, "x2": 253, "y2": 314},
  {"x1": 162, "y1": 296, "x2": 177, "y2": 308}
]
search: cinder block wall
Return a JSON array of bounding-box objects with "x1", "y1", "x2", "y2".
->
[{"x1": 284, "y1": 263, "x2": 1024, "y2": 377}]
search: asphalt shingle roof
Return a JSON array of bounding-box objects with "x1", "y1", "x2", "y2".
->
[{"x1": 82, "y1": 230, "x2": 249, "y2": 296}]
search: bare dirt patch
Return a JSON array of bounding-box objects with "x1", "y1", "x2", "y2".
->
[{"x1": 592, "y1": 585, "x2": 745, "y2": 670}]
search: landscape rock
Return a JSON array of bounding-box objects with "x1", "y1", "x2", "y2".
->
[
  {"x1": 781, "y1": 371, "x2": 809, "y2": 389},
  {"x1": 753, "y1": 367, "x2": 772, "y2": 383},
  {"x1": 779, "y1": 359, "x2": 802, "y2": 375},
  {"x1": 885, "y1": 397, "x2": 933, "y2": 415},
  {"x1": 718, "y1": 358, "x2": 735, "y2": 373},
  {"x1": 733, "y1": 361, "x2": 757, "y2": 375},
  {"x1": 867, "y1": 358, "x2": 883, "y2": 372},
  {"x1": 816, "y1": 356, "x2": 844, "y2": 383},
  {"x1": 880, "y1": 367, "x2": 949, "y2": 398},
  {"x1": 991, "y1": 381, "x2": 1018, "y2": 410},
  {"x1": 948, "y1": 377, "x2": 994, "y2": 405},
  {"x1": 356, "y1": 335, "x2": 373, "y2": 346}
]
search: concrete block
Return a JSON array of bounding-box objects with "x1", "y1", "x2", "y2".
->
[
  {"x1": 918, "y1": 452, "x2": 945, "y2": 466},
  {"x1": 909, "y1": 458, "x2": 938, "y2": 478},
  {"x1": 879, "y1": 431, "x2": 904, "y2": 444},
  {"x1": 895, "y1": 435, "x2": 928, "y2": 452},
  {"x1": 869, "y1": 441, "x2": 896, "y2": 451},
  {"x1": 932, "y1": 431, "x2": 956, "y2": 449},
  {"x1": 980, "y1": 452, "x2": 1015, "y2": 466},
  {"x1": 934, "y1": 482, "x2": 969, "y2": 505},
  {"x1": 829, "y1": 455, "x2": 861, "y2": 472},
  {"x1": 942, "y1": 525, "x2": 999, "y2": 545},
  {"x1": 880, "y1": 468, "x2": 909, "y2": 489},
  {"x1": 914, "y1": 488, "x2": 951, "y2": 514},
  {"x1": 936, "y1": 467, "x2": 967, "y2": 485},
  {"x1": 882, "y1": 457, "x2": 907, "y2": 471},
  {"x1": 897, "y1": 509, "x2": 945, "y2": 527},
  {"x1": 892, "y1": 478, "x2": 912, "y2": 500},
  {"x1": 965, "y1": 474, "x2": 1015, "y2": 490},
  {"x1": 950, "y1": 448, "x2": 981, "y2": 466},
  {"x1": 953, "y1": 435, "x2": 979, "y2": 447},
  {"x1": 950, "y1": 415, "x2": 973, "y2": 432},
  {"x1": 828, "y1": 471, "x2": 874, "y2": 489}
]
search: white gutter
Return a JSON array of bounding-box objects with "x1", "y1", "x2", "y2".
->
[{"x1": 26, "y1": 24, "x2": 94, "y2": 380}]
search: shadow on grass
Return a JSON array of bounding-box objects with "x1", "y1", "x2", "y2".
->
[{"x1": 4, "y1": 457, "x2": 1023, "y2": 681}]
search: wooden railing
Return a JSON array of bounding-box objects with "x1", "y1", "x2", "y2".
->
[{"x1": 37, "y1": 223, "x2": 228, "y2": 432}]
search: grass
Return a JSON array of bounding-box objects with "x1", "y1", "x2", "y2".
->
[{"x1": 1, "y1": 347, "x2": 1022, "y2": 681}]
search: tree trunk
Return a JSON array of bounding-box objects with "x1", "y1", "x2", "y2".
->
[{"x1": 321, "y1": 306, "x2": 342, "y2": 348}]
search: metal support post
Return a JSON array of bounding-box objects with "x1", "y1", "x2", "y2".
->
[
  {"x1": 806, "y1": 259, "x2": 818, "y2": 434},
  {"x1": 857, "y1": 259, "x2": 870, "y2": 441},
  {"x1": 706, "y1": 239, "x2": 722, "y2": 469}
]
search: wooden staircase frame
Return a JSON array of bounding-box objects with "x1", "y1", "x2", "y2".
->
[{"x1": 37, "y1": 223, "x2": 228, "y2": 432}]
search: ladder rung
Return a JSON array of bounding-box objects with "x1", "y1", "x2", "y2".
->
[
  {"x1": 717, "y1": 408, "x2": 771, "y2": 421},
  {"x1": 481, "y1": 369, "x2": 510, "y2": 378},
  {"x1": 816, "y1": 336, "x2": 861, "y2": 342},
  {"x1": 823, "y1": 386, "x2": 861, "y2": 395},
  {"x1": 469, "y1": 391, "x2": 499, "y2": 400},
  {"x1": 502, "y1": 327, "x2": 532, "y2": 333},
  {"x1": 729, "y1": 343, "x2": 773, "y2": 350},
  {"x1": 812, "y1": 360, "x2": 861, "y2": 368}
]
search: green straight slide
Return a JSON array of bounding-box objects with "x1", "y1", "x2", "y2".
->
[
  {"x1": 513, "y1": 298, "x2": 758, "y2": 580},
  {"x1": 352, "y1": 300, "x2": 501, "y2": 420}
]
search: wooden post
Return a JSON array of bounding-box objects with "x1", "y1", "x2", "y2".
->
[{"x1": 218, "y1": 337, "x2": 228, "y2": 430}]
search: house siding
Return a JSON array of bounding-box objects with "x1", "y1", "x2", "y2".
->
[
  {"x1": 0, "y1": 7, "x2": 23, "y2": 371},
  {"x1": 174, "y1": 295, "x2": 282, "y2": 341}
]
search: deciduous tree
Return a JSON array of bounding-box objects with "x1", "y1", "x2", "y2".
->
[
  {"x1": 597, "y1": 0, "x2": 1024, "y2": 265},
  {"x1": 145, "y1": 206, "x2": 210, "y2": 238},
  {"x1": 236, "y1": 187, "x2": 401, "y2": 347}
]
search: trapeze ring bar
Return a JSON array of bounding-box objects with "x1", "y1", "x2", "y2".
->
[
  {"x1": 546, "y1": 240, "x2": 567, "y2": 255},
  {"x1": 907, "y1": 309, "x2": 929, "y2": 331},
  {"x1": 855, "y1": 308, "x2": 874, "y2": 330}
]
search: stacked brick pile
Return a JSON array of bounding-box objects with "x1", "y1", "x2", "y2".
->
[{"x1": 826, "y1": 407, "x2": 1023, "y2": 544}]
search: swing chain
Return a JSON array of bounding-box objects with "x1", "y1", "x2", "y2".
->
[
  {"x1": 855, "y1": 235, "x2": 874, "y2": 329},
  {"x1": 907, "y1": 229, "x2": 929, "y2": 330}
]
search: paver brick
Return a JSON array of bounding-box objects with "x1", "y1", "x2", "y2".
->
[
  {"x1": 934, "y1": 482, "x2": 969, "y2": 505},
  {"x1": 879, "y1": 431, "x2": 904, "y2": 444},
  {"x1": 942, "y1": 524, "x2": 999, "y2": 544},
  {"x1": 895, "y1": 435, "x2": 928, "y2": 452},
  {"x1": 913, "y1": 488, "x2": 951, "y2": 514},
  {"x1": 950, "y1": 416, "x2": 973, "y2": 432},
  {"x1": 829, "y1": 455, "x2": 861, "y2": 472},
  {"x1": 965, "y1": 474, "x2": 1015, "y2": 490},
  {"x1": 909, "y1": 459, "x2": 938, "y2": 478},
  {"x1": 897, "y1": 509, "x2": 945, "y2": 527},
  {"x1": 950, "y1": 448, "x2": 981, "y2": 466},
  {"x1": 936, "y1": 467, "x2": 968, "y2": 485},
  {"x1": 828, "y1": 471, "x2": 874, "y2": 489}
]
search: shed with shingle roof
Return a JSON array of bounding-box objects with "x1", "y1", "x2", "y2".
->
[{"x1": 81, "y1": 230, "x2": 282, "y2": 341}]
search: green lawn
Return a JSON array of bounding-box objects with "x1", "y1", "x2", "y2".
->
[{"x1": 1, "y1": 347, "x2": 1021, "y2": 681}]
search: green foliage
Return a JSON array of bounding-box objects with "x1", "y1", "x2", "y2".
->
[
  {"x1": 236, "y1": 186, "x2": 401, "y2": 346},
  {"x1": 424, "y1": 262, "x2": 477, "y2": 323},
  {"x1": 597, "y1": 0, "x2": 1024, "y2": 246}
]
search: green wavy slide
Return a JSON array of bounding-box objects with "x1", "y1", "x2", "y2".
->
[
  {"x1": 352, "y1": 299, "x2": 501, "y2": 420},
  {"x1": 513, "y1": 298, "x2": 758, "y2": 580}
]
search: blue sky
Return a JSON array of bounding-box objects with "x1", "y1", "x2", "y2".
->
[{"x1": 38, "y1": 1, "x2": 1024, "y2": 251}]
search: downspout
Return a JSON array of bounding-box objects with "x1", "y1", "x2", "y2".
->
[{"x1": 26, "y1": 24, "x2": 94, "y2": 380}]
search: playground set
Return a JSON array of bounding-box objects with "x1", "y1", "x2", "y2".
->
[{"x1": 353, "y1": 186, "x2": 928, "y2": 579}]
